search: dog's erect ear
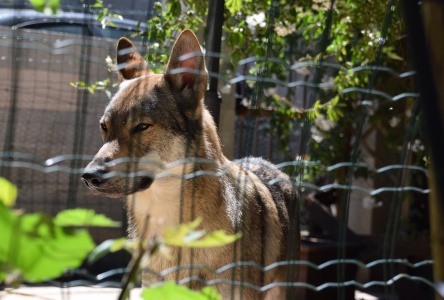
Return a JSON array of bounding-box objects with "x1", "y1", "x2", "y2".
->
[
  {"x1": 164, "y1": 30, "x2": 208, "y2": 99},
  {"x1": 116, "y1": 37, "x2": 150, "y2": 82}
]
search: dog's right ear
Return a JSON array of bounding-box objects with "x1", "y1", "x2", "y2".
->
[
  {"x1": 164, "y1": 30, "x2": 207, "y2": 101},
  {"x1": 116, "y1": 37, "x2": 150, "y2": 82}
]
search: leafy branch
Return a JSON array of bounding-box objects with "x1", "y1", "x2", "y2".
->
[
  {"x1": 70, "y1": 78, "x2": 116, "y2": 99},
  {"x1": 92, "y1": 0, "x2": 123, "y2": 29},
  {"x1": 0, "y1": 178, "x2": 118, "y2": 286}
]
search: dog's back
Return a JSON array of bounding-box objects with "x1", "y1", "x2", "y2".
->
[{"x1": 237, "y1": 157, "x2": 293, "y2": 221}]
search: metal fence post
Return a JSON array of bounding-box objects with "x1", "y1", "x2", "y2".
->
[
  {"x1": 403, "y1": 1, "x2": 444, "y2": 298},
  {"x1": 204, "y1": 0, "x2": 224, "y2": 127},
  {"x1": 423, "y1": 3, "x2": 444, "y2": 298}
]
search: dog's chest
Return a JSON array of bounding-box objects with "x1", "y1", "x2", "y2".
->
[{"x1": 128, "y1": 179, "x2": 182, "y2": 239}]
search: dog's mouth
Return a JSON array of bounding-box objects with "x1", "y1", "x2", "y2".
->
[{"x1": 81, "y1": 174, "x2": 154, "y2": 197}]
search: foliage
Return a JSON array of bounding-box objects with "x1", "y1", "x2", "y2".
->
[
  {"x1": 263, "y1": 93, "x2": 344, "y2": 154},
  {"x1": 0, "y1": 176, "x2": 231, "y2": 298},
  {"x1": 142, "y1": 282, "x2": 221, "y2": 300},
  {"x1": 92, "y1": 0, "x2": 123, "y2": 29},
  {"x1": 0, "y1": 178, "x2": 99, "y2": 284},
  {"x1": 163, "y1": 217, "x2": 242, "y2": 248},
  {"x1": 52, "y1": 0, "x2": 426, "y2": 174},
  {"x1": 66, "y1": 0, "x2": 421, "y2": 181},
  {"x1": 28, "y1": 0, "x2": 59, "y2": 14},
  {"x1": 294, "y1": 0, "x2": 416, "y2": 169},
  {"x1": 0, "y1": 209, "x2": 95, "y2": 283},
  {"x1": 53, "y1": 208, "x2": 121, "y2": 227},
  {"x1": 0, "y1": 177, "x2": 17, "y2": 207}
]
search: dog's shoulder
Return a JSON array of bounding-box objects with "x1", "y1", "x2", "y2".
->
[
  {"x1": 235, "y1": 157, "x2": 293, "y2": 200},
  {"x1": 234, "y1": 157, "x2": 293, "y2": 225}
]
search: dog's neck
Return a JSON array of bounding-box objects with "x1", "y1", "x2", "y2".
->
[
  {"x1": 198, "y1": 108, "x2": 228, "y2": 164},
  {"x1": 126, "y1": 175, "x2": 182, "y2": 240}
]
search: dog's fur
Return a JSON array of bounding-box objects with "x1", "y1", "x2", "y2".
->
[{"x1": 82, "y1": 29, "x2": 298, "y2": 299}]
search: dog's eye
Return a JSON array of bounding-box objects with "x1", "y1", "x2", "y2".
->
[
  {"x1": 132, "y1": 123, "x2": 150, "y2": 134},
  {"x1": 100, "y1": 123, "x2": 107, "y2": 132}
]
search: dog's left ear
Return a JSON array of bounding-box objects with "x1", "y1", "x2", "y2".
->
[
  {"x1": 116, "y1": 37, "x2": 150, "y2": 82},
  {"x1": 164, "y1": 30, "x2": 208, "y2": 100}
]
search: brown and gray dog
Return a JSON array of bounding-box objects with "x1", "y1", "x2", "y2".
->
[{"x1": 82, "y1": 29, "x2": 298, "y2": 299}]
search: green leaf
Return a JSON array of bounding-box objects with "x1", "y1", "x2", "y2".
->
[
  {"x1": 109, "y1": 237, "x2": 129, "y2": 252},
  {"x1": 387, "y1": 52, "x2": 403, "y2": 61},
  {"x1": 0, "y1": 211, "x2": 95, "y2": 282},
  {"x1": 28, "y1": 0, "x2": 45, "y2": 12},
  {"x1": 183, "y1": 230, "x2": 242, "y2": 248},
  {"x1": 48, "y1": 0, "x2": 59, "y2": 14},
  {"x1": 92, "y1": 0, "x2": 103, "y2": 8},
  {"x1": 28, "y1": 0, "x2": 60, "y2": 14},
  {"x1": 164, "y1": 218, "x2": 241, "y2": 248},
  {"x1": 167, "y1": 1, "x2": 181, "y2": 18},
  {"x1": 141, "y1": 282, "x2": 221, "y2": 300},
  {"x1": 225, "y1": 0, "x2": 242, "y2": 14},
  {"x1": 88, "y1": 86, "x2": 95, "y2": 94},
  {"x1": 0, "y1": 177, "x2": 18, "y2": 207},
  {"x1": 200, "y1": 286, "x2": 222, "y2": 299},
  {"x1": 153, "y1": 1, "x2": 163, "y2": 12},
  {"x1": 54, "y1": 209, "x2": 121, "y2": 227}
]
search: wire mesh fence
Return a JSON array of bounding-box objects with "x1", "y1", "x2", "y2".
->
[{"x1": 0, "y1": 0, "x2": 440, "y2": 299}]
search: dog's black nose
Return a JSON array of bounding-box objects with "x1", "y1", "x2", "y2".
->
[{"x1": 81, "y1": 172, "x2": 105, "y2": 187}]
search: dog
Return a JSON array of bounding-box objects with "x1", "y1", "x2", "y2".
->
[{"x1": 81, "y1": 29, "x2": 299, "y2": 299}]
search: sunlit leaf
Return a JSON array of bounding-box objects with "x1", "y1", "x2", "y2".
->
[
  {"x1": 182, "y1": 230, "x2": 242, "y2": 248},
  {"x1": 0, "y1": 177, "x2": 18, "y2": 207},
  {"x1": 109, "y1": 237, "x2": 130, "y2": 252},
  {"x1": 0, "y1": 211, "x2": 94, "y2": 282},
  {"x1": 164, "y1": 217, "x2": 201, "y2": 241},
  {"x1": 167, "y1": 1, "x2": 181, "y2": 18},
  {"x1": 28, "y1": 0, "x2": 60, "y2": 14},
  {"x1": 387, "y1": 52, "x2": 403, "y2": 61},
  {"x1": 54, "y1": 209, "x2": 121, "y2": 227},
  {"x1": 225, "y1": 0, "x2": 242, "y2": 14},
  {"x1": 48, "y1": 0, "x2": 60, "y2": 14},
  {"x1": 141, "y1": 282, "x2": 221, "y2": 300},
  {"x1": 28, "y1": 0, "x2": 46, "y2": 12},
  {"x1": 92, "y1": 0, "x2": 103, "y2": 8},
  {"x1": 164, "y1": 218, "x2": 241, "y2": 248}
]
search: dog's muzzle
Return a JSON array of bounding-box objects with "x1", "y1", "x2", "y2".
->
[{"x1": 81, "y1": 167, "x2": 154, "y2": 196}]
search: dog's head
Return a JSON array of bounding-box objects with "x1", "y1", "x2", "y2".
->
[{"x1": 82, "y1": 29, "x2": 208, "y2": 198}]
